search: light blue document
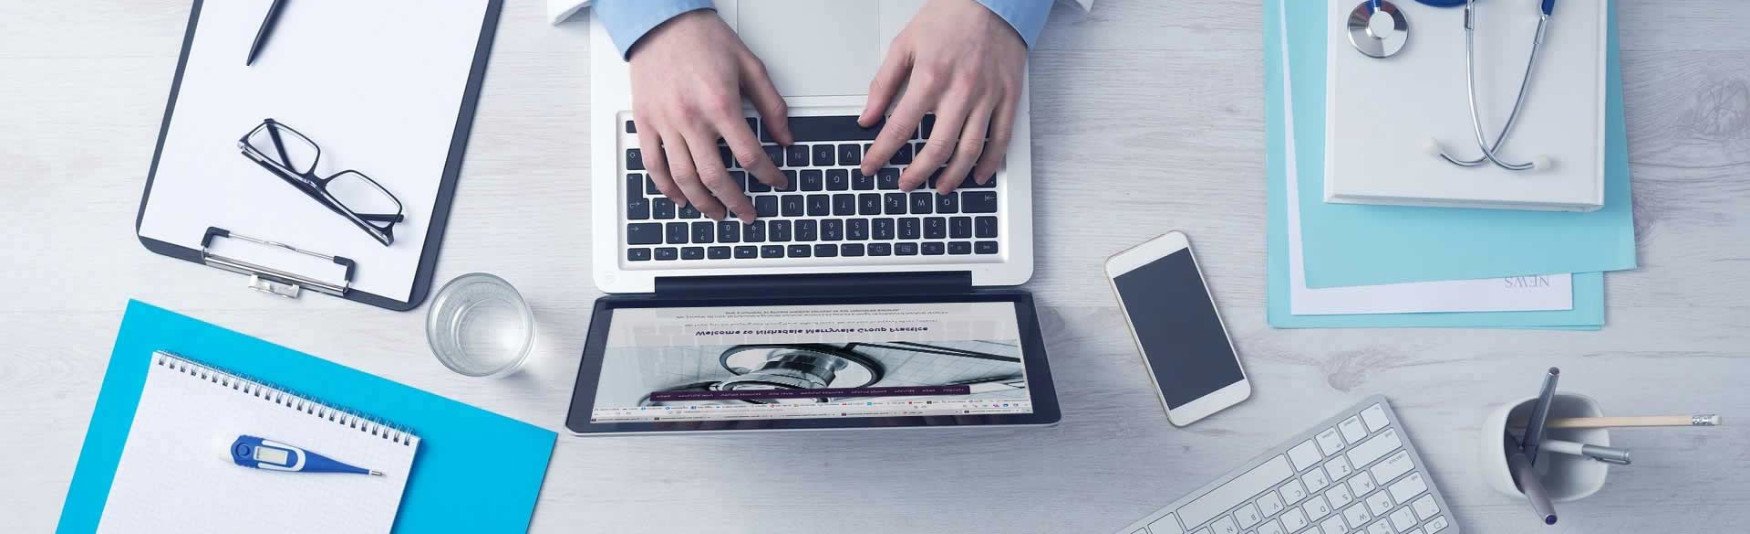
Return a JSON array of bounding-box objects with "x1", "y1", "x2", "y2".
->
[
  {"x1": 1295, "y1": 0, "x2": 1636, "y2": 289},
  {"x1": 60, "y1": 301, "x2": 556, "y2": 533},
  {"x1": 1267, "y1": 0, "x2": 1604, "y2": 329}
]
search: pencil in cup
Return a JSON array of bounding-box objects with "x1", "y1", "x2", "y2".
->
[{"x1": 1515, "y1": 414, "x2": 1721, "y2": 430}]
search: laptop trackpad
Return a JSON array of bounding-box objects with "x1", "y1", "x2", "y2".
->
[{"x1": 736, "y1": 0, "x2": 881, "y2": 97}]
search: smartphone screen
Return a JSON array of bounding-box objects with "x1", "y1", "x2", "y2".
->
[{"x1": 1112, "y1": 248, "x2": 1244, "y2": 409}]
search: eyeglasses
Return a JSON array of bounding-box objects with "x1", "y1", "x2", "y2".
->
[{"x1": 238, "y1": 118, "x2": 404, "y2": 246}]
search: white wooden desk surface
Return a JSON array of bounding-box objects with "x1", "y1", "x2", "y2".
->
[{"x1": 3, "y1": 1, "x2": 1748, "y2": 532}]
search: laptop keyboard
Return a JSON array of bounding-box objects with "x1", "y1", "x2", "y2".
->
[{"x1": 620, "y1": 114, "x2": 1003, "y2": 264}]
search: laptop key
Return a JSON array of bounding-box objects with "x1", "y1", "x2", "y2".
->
[
  {"x1": 665, "y1": 222, "x2": 689, "y2": 244},
  {"x1": 626, "y1": 148, "x2": 645, "y2": 170},
  {"x1": 838, "y1": 144, "x2": 861, "y2": 166},
  {"x1": 877, "y1": 168, "x2": 901, "y2": 190},
  {"x1": 812, "y1": 144, "x2": 836, "y2": 166},
  {"x1": 909, "y1": 192, "x2": 934, "y2": 214},
  {"x1": 807, "y1": 194, "x2": 831, "y2": 216},
  {"x1": 627, "y1": 223, "x2": 664, "y2": 245},
  {"x1": 625, "y1": 120, "x2": 637, "y2": 134},
  {"x1": 795, "y1": 220, "x2": 818, "y2": 241},
  {"x1": 679, "y1": 203, "x2": 702, "y2": 219},
  {"x1": 821, "y1": 219, "x2": 843, "y2": 241},
  {"x1": 734, "y1": 245, "x2": 758, "y2": 259},
  {"x1": 961, "y1": 191, "x2": 998, "y2": 213},
  {"x1": 919, "y1": 114, "x2": 936, "y2": 139},
  {"x1": 761, "y1": 245, "x2": 784, "y2": 258},
  {"x1": 762, "y1": 145, "x2": 784, "y2": 171},
  {"x1": 691, "y1": 222, "x2": 715, "y2": 244},
  {"x1": 833, "y1": 194, "x2": 857, "y2": 216},
  {"x1": 776, "y1": 170, "x2": 798, "y2": 192},
  {"x1": 744, "y1": 221, "x2": 766, "y2": 242},
  {"x1": 949, "y1": 242, "x2": 972, "y2": 255},
  {"x1": 627, "y1": 197, "x2": 650, "y2": 220},
  {"x1": 785, "y1": 145, "x2": 810, "y2": 167},
  {"x1": 869, "y1": 243, "x2": 893, "y2": 256},
  {"x1": 801, "y1": 170, "x2": 824, "y2": 191},
  {"x1": 975, "y1": 241, "x2": 999, "y2": 254},
  {"x1": 975, "y1": 216, "x2": 998, "y2": 238},
  {"x1": 708, "y1": 246, "x2": 731, "y2": 259},
  {"x1": 847, "y1": 219, "x2": 869, "y2": 240},
  {"x1": 627, "y1": 248, "x2": 651, "y2": 261},
  {"x1": 842, "y1": 243, "x2": 865, "y2": 257},
  {"x1": 924, "y1": 217, "x2": 947, "y2": 239},
  {"x1": 950, "y1": 216, "x2": 972, "y2": 239},
  {"x1": 922, "y1": 242, "x2": 945, "y2": 255},
  {"x1": 653, "y1": 198, "x2": 676, "y2": 219},
  {"x1": 814, "y1": 244, "x2": 838, "y2": 258},
  {"x1": 718, "y1": 221, "x2": 740, "y2": 243},
  {"x1": 892, "y1": 143, "x2": 913, "y2": 165},
  {"x1": 884, "y1": 193, "x2": 908, "y2": 215},
  {"x1": 779, "y1": 115, "x2": 882, "y2": 142},
  {"x1": 682, "y1": 247, "x2": 705, "y2": 260},
  {"x1": 873, "y1": 218, "x2": 895, "y2": 240},
  {"x1": 781, "y1": 196, "x2": 805, "y2": 217},
  {"x1": 655, "y1": 247, "x2": 678, "y2": 261},
  {"x1": 729, "y1": 170, "x2": 747, "y2": 191},
  {"x1": 626, "y1": 174, "x2": 642, "y2": 200},
  {"x1": 788, "y1": 244, "x2": 812, "y2": 258},
  {"x1": 895, "y1": 243, "x2": 919, "y2": 256},
  {"x1": 826, "y1": 169, "x2": 850, "y2": 190},
  {"x1": 769, "y1": 220, "x2": 792, "y2": 242},
  {"x1": 718, "y1": 146, "x2": 736, "y2": 169},
  {"x1": 852, "y1": 170, "x2": 875, "y2": 190},
  {"x1": 858, "y1": 193, "x2": 882, "y2": 215},
  {"x1": 899, "y1": 218, "x2": 921, "y2": 240},
  {"x1": 936, "y1": 192, "x2": 959, "y2": 214},
  {"x1": 755, "y1": 196, "x2": 778, "y2": 217}
]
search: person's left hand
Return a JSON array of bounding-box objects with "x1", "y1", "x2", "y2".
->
[{"x1": 856, "y1": 0, "x2": 1029, "y2": 195}]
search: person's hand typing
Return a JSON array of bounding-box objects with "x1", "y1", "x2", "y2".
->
[
  {"x1": 857, "y1": 0, "x2": 1029, "y2": 195},
  {"x1": 628, "y1": 10, "x2": 792, "y2": 223}
]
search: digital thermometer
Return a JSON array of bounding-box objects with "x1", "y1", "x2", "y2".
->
[{"x1": 229, "y1": 435, "x2": 382, "y2": 476}]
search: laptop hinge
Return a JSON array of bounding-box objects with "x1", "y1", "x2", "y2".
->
[{"x1": 653, "y1": 271, "x2": 972, "y2": 299}]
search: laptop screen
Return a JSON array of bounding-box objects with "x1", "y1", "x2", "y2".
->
[{"x1": 586, "y1": 302, "x2": 1036, "y2": 424}]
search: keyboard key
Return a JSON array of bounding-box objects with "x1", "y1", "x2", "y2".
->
[
  {"x1": 627, "y1": 223, "x2": 663, "y2": 245},
  {"x1": 1257, "y1": 492, "x2": 1285, "y2": 517},
  {"x1": 924, "y1": 217, "x2": 948, "y2": 239},
  {"x1": 852, "y1": 169, "x2": 875, "y2": 190},
  {"x1": 626, "y1": 174, "x2": 643, "y2": 199},
  {"x1": 1279, "y1": 507, "x2": 1308, "y2": 532},
  {"x1": 1320, "y1": 516, "x2": 1348, "y2": 534},
  {"x1": 787, "y1": 244, "x2": 811, "y2": 257},
  {"x1": 919, "y1": 114, "x2": 936, "y2": 138},
  {"x1": 814, "y1": 244, "x2": 838, "y2": 257},
  {"x1": 1389, "y1": 472, "x2": 1427, "y2": 506},
  {"x1": 679, "y1": 203, "x2": 702, "y2": 219},
  {"x1": 1325, "y1": 485, "x2": 1354, "y2": 510},
  {"x1": 936, "y1": 192, "x2": 959, "y2": 213},
  {"x1": 910, "y1": 192, "x2": 934, "y2": 214},
  {"x1": 895, "y1": 243, "x2": 918, "y2": 256},
  {"x1": 1302, "y1": 466, "x2": 1330, "y2": 492},
  {"x1": 1364, "y1": 490, "x2": 1393, "y2": 517},
  {"x1": 646, "y1": 176, "x2": 661, "y2": 195},
  {"x1": 899, "y1": 218, "x2": 921, "y2": 239},
  {"x1": 1342, "y1": 504, "x2": 1371, "y2": 530},
  {"x1": 691, "y1": 221, "x2": 715, "y2": 244},
  {"x1": 718, "y1": 146, "x2": 735, "y2": 169},
  {"x1": 1340, "y1": 416, "x2": 1368, "y2": 444},
  {"x1": 625, "y1": 120, "x2": 637, "y2": 134},
  {"x1": 746, "y1": 117, "x2": 759, "y2": 137},
  {"x1": 654, "y1": 247, "x2": 677, "y2": 261},
  {"x1": 891, "y1": 143, "x2": 913, "y2": 165},
  {"x1": 877, "y1": 168, "x2": 901, "y2": 189},
  {"x1": 665, "y1": 222, "x2": 689, "y2": 244},
  {"x1": 833, "y1": 194, "x2": 857, "y2": 216},
  {"x1": 1279, "y1": 479, "x2": 1307, "y2": 504},
  {"x1": 774, "y1": 115, "x2": 881, "y2": 142},
  {"x1": 761, "y1": 145, "x2": 784, "y2": 172},
  {"x1": 1389, "y1": 508, "x2": 1417, "y2": 533},
  {"x1": 859, "y1": 193, "x2": 883, "y2": 215},
  {"x1": 811, "y1": 144, "x2": 835, "y2": 166},
  {"x1": 949, "y1": 217, "x2": 972, "y2": 239},
  {"x1": 949, "y1": 241, "x2": 971, "y2": 255},
  {"x1": 826, "y1": 169, "x2": 850, "y2": 190},
  {"x1": 1305, "y1": 494, "x2": 1333, "y2": 521},
  {"x1": 681, "y1": 246, "x2": 704, "y2": 260},
  {"x1": 627, "y1": 198, "x2": 650, "y2": 219},
  {"x1": 1366, "y1": 520, "x2": 1391, "y2": 534},
  {"x1": 961, "y1": 191, "x2": 997, "y2": 213},
  {"x1": 975, "y1": 216, "x2": 998, "y2": 238},
  {"x1": 795, "y1": 220, "x2": 818, "y2": 241},
  {"x1": 807, "y1": 194, "x2": 830, "y2": 216},
  {"x1": 627, "y1": 248, "x2": 650, "y2": 261},
  {"x1": 1411, "y1": 495, "x2": 1439, "y2": 521},
  {"x1": 1256, "y1": 520, "x2": 1283, "y2": 534},
  {"x1": 821, "y1": 219, "x2": 843, "y2": 241},
  {"x1": 1325, "y1": 457, "x2": 1354, "y2": 481},
  {"x1": 1147, "y1": 514, "x2": 1184, "y2": 534},
  {"x1": 761, "y1": 245, "x2": 784, "y2": 258},
  {"x1": 873, "y1": 218, "x2": 895, "y2": 240},
  {"x1": 847, "y1": 219, "x2": 869, "y2": 240},
  {"x1": 838, "y1": 144, "x2": 861, "y2": 166},
  {"x1": 801, "y1": 170, "x2": 824, "y2": 191},
  {"x1": 884, "y1": 193, "x2": 907, "y2": 214},
  {"x1": 708, "y1": 246, "x2": 731, "y2": 259},
  {"x1": 1289, "y1": 440, "x2": 1322, "y2": 472},
  {"x1": 1177, "y1": 455, "x2": 1293, "y2": 530},
  {"x1": 975, "y1": 241, "x2": 999, "y2": 254},
  {"x1": 841, "y1": 243, "x2": 865, "y2": 257},
  {"x1": 777, "y1": 170, "x2": 798, "y2": 192},
  {"x1": 1371, "y1": 450, "x2": 1415, "y2": 486},
  {"x1": 744, "y1": 221, "x2": 766, "y2": 242},
  {"x1": 734, "y1": 245, "x2": 758, "y2": 259},
  {"x1": 729, "y1": 170, "x2": 747, "y2": 191},
  {"x1": 717, "y1": 221, "x2": 740, "y2": 243},
  {"x1": 1425, "y1": 516, "x2": 1449, "y2": 533},
  {"x1": 653, "y1": 198, "x2": 676, "y2": 219},
  {"x1": 769, "y1": 220, "x2": 792, "y2": 242},
  {"x1": 1347, "y1": 430, "x2": 1401, "y2": 469},
  {"x1": 1360, "y1": 404, "x2": 1390, "y2": 433},
  {"x1": 755, "y1": 196, "x2": 778, "y2": 217},
  {"x1": 781, "y1": 196, "x2": 805, "y2": 217},
  {"x1": 1348, "y1": 473, "x2": 1377, "y2": 497},
  {"x1": 1316, "y1": 428, "x2": 1345, "y2": 457},
  {"x1": 1211, "y1": 516, "x2": 1238, "y2": 534},
  {"x1": 922, "y1": 242, "x2": 945, "y2": 255},
  {"x1": 868, "y1": 243, "x2": 892, "y2": 256},
  {"x1": 626, "y1": 148, "x2": 645, "y2": 170},
  {"x1": 1235, "y1": 504, "x2": 1263, "y2": 529},
  {"x1": 785, "y1": 145, "x2": 810, "y2": 167}
]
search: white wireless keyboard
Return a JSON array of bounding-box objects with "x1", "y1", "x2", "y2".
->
[{"x1": 1117, "y1": 396, "x2": 1458, "y2": 534}]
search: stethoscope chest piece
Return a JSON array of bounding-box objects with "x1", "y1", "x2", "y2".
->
[{"x1": 1349, "y1": 0, "x2": 1409, "y2": 58}]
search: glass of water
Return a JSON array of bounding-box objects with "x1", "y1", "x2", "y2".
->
[{"x1": 426, "y1": 273, "x2": 534, "y2": 378}]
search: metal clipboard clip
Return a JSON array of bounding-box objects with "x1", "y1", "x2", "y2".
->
[{"x1": 199, "y1": 227, "x2": 355, "y2": 299}]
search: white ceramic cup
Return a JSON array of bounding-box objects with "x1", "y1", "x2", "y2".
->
[{"x1": 1479, "y1": 393, "x2": 1612, "y2": 502}]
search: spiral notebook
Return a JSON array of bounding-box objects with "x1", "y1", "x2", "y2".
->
[{"x1": 96, "y1": 352, "x2": 419, "y2": 533}]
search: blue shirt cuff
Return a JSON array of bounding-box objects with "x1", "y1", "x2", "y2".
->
[
  {"x1": 976, "y1": 0, "x2": 1054, "y2": 49},
  {"x1": 594, "y1": 0, "x2": 716, "y2": 60}
]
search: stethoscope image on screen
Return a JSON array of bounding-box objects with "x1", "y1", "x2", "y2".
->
[{"x1": 1347, "y1": 0, "x2": 1559, "y2": 172}]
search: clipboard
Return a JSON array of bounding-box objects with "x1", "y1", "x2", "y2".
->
[{"x1": 135, "y1": 0, "x2": 504, "y2": 311}]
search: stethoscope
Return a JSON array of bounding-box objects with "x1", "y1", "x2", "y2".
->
[{"x1": 1347, "y1": 0, "x2": 1559, "y2": 172}]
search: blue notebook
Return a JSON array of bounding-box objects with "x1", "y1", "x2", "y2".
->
[{"x1": 59, "y1": 301, "x2": 555, "y2": 533}]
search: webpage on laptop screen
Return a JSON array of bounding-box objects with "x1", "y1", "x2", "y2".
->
[{"x1": 590, "y1": 302, "x2": 1035, "y2": 423}]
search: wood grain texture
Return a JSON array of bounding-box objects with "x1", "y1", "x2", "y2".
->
[{"x1": 2, "y1": 1, "x2": 1747, "y2": 532}]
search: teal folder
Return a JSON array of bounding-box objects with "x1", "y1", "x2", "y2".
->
[
  {"x1": 1291, "y1": 0, "x2": 1637, "y2": 289},
  {"x1": 59, "y1": 301, "x2": 555, "y2": 533},
  {"x1": 1266, "y1": 0, "x2": 1605, "y2": 329}
]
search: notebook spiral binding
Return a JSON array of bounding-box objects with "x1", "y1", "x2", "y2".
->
[{"x1": 153, "y1": 351, "x2": 415, "y2": 446}]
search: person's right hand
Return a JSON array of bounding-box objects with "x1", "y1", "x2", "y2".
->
[{"x1": 628, "y1": 9, "x2": 792, "y2": 223}]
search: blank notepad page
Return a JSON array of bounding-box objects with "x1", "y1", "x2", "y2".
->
[{"x1": 97, "y1": 352, "x2": 419, "y2": 534}]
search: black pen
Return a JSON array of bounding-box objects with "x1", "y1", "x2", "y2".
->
[{"x1": 246, "y1": 0, "x2": 288, "y2": 66}]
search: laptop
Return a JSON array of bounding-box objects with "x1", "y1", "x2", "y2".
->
[{"x1": 568, "y1": 0, "x2": 1054, "y2": 434}]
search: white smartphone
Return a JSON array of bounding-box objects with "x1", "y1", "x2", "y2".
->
[{"x1": 1105, "y1": 231, "x2": 1250, "y2": 427}]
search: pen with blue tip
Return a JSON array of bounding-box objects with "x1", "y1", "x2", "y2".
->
[{"x1": 230, "y1": 435, "x2": 382, "y2": 476}]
